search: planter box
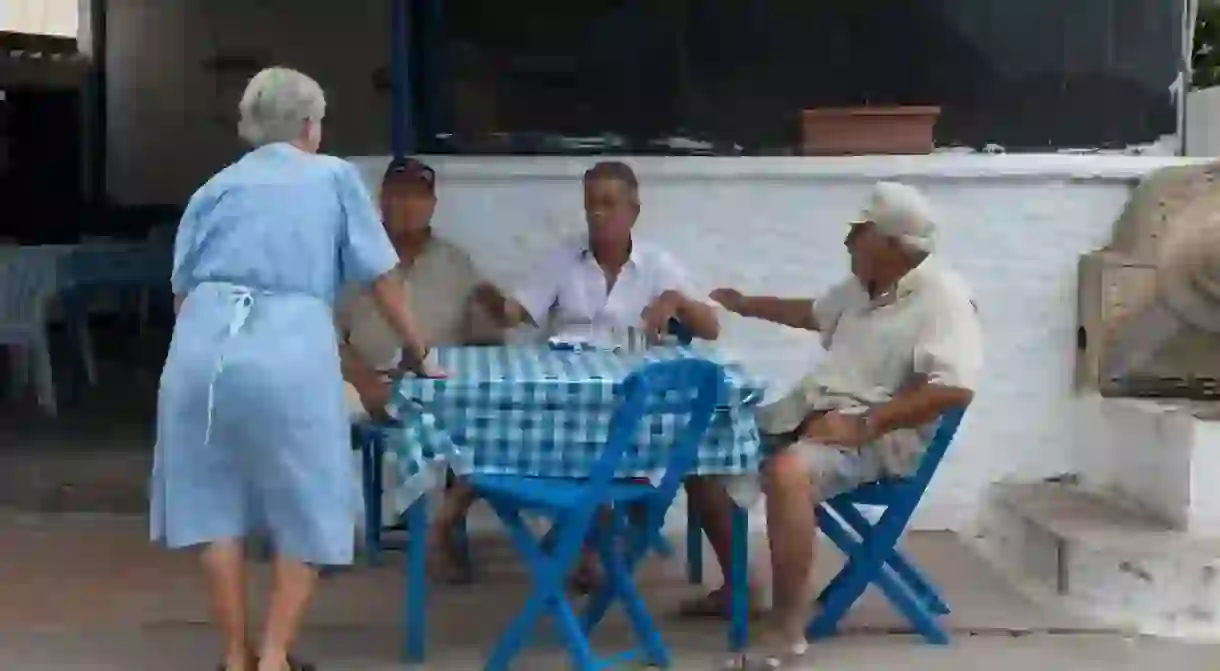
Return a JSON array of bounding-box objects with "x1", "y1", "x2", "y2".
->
[{"x1": 801, "y1": 106, "x2": 940, "y2": 156}]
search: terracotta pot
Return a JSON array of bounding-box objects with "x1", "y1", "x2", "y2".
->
[{"x1": 801, "y1": 106, "x2": 941, "y2": 156}]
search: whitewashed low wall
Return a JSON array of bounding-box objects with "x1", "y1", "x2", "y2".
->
[
  {"x1": 1187, "y1": 86, "x2": 1220, "y2": 157},
  {"x1": 350, "y1": 154, "x2": 1202, "y2": 531}
]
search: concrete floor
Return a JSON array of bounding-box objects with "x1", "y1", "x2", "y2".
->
[
  {"x1": 2, "y1": 512, "x2": 1218, "y2": 670},
  {"x1": 2, "y1": 345, "x2": 1219, "y2": 669}
]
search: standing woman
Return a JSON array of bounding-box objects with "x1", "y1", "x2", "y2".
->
[{"x1": 151, "y1": 67, "x2": 440, "y2": 671}]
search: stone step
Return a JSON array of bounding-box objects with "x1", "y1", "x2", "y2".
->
[
  {"x1": 980, "y1": 481, "x2": 1220, "y2": 640},
  {"x1": 1074, "y1": 395, "x2": 1220, "y2": 535}
]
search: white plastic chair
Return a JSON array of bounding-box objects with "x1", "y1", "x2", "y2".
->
[
  {"x1": 139, "y1": 224, "x2": 176, "y2": 334},
  {"x1": 0, "y1": 250, "x2": 61, "y2": 414}
]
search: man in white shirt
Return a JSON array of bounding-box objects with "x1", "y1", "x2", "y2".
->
[
  {"x1": 703, "y1": 182, "x2": 983, "y2": 668},
  {"x1": 475, "y1": 160, "x2": 720, "y2": 344},
  {"x1": 475, "y1": 160, "x2": 719, "y2": 589}
]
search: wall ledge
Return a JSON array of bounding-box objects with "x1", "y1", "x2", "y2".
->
[{"x1": 350, "y1": 153, "x2": 1210, "y2": 184}]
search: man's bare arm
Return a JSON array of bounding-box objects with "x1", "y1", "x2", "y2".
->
[
  {"x1": 674, "y1": 295, "x2": 721, "y2": 340},
  {"x1": 866, "y1": 376, "x2": 974, "y2": 436},
  {"x1": 460, "y1": 293, "x2": 508, "y2": 346},
  {"x1": 473, "y1": 282, "x2": 537, "y2": 329},
  {"x1": 338, "y1": 340, "x2": 383, "y2": 391},
  {"x1": 369, "y1": 272, "x2": 431, "y2": 368},
  {"x1": 739, "y1": 296, "x2": 819, "y2": 331},
  {"x1": 711, "y1": 288, "x2": 819, "y2": 331}
]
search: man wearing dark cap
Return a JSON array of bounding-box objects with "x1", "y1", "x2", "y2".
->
[
  {"x1": 339, "y1": 158, "x2": 499, "y2": 407},
  {"x1": 337, "y1": 157, "x2": 500, "y2": 581}
]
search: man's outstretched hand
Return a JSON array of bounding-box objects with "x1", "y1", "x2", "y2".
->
[{"x1": 709, "y1": 288, "x2": 746, "y2": 315}]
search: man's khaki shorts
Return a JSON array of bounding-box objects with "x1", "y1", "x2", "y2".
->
[{"x1": 762, "y1": 426, "x2": 926, "y2": 501}]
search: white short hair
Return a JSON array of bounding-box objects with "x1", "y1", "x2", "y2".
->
[{"x1": 237, "y1": 67, "x2": 326, "y2": 146}]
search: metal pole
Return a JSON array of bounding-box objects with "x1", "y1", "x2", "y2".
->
[
  {"x1": 390, "y1": 0, "x2": 413, "y2": 159},
  {"x1": 420, "y1": 0, "x2": 444, "y2": 148},
  {"x1": 1182, "y1": 0, "x2": 1200, "y2": 156},
  {"x1": 88, "y1": 0, "x2": 108, "y2": 203}
]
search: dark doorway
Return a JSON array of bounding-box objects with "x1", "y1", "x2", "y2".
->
[{"x1": 1, "y1": 87, "x2": 83, "y2": 243}]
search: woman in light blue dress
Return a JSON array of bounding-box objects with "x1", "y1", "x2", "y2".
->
[{"x1": 151, "y1": 67, "x2": 441, "y2": 671}]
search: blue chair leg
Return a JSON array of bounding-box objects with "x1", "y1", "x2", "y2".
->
[
  {"x1": 651, "y1": 532, "x2": 676, "y2": 558},
  {"x1": 404, "y1": 495, "x2": 429, "y2": 663},
  {"x1": 686, "y1": 501, "x2": 703, "y2": 585},
  {"x1": 727, "y1": 505, "x2": 749, "y2": 652},
  {"x1": 833, "y1": 502, "x2": 950, "y2": 615},
  {"x1": 809, "y1": 504, "x2": 948, "y2": 645},
  {"x1": 594, "y1": 517, "x2": 670, "y2": 667},
  {"x1": 359, "y1": 433, "x2": 381, "y2": 564},
  {"x1": 580, "y1": 507, "x2": 658, "y2": 632},
  {"x1": 483, "y1": 502, "x2": 597, "y2": 671}
]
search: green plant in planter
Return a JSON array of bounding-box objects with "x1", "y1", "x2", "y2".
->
[{"x1": 1194, "y1": 3, "x2": 1220, "y2": 88}]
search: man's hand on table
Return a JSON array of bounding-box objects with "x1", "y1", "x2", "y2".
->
[
  {"x1": 395, "y1": 347, "x2": 450, "y2": 379},
  {"x1": 802, "y1": 410, "x2": 874, "y2": 450},
  {"x1": 411, "y1": 360, "x2": 449, "y2": 379},
  {"x1": 640, "y1": 290, "x2": 684, "y2": 342}
]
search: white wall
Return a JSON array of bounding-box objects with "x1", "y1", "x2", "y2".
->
[
  {"x1": 1187, "y1": 86, "x2": 1220, "y2": 157},
  {"x1": 2, "y1": 0, "x2": 78, "y2": 37},
  {"x1": 349, "y1": 154, "x2": 1201, "y2": 530}
]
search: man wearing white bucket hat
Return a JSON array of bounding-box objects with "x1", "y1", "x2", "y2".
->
[{"x1": 701, "y1": 181, "x2": 982, "y2": 668}]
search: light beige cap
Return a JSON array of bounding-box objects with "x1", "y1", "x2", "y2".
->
[{"x1": 851, "y1": 181, "x2": 938, "y2": 252}]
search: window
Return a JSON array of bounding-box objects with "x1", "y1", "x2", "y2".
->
[
  {"x1": 411, "y1": 0, "x2": 1182, "y2": 155},
  {"x1": 1, "y1": 0, "x2": 78, "y2": 39}
]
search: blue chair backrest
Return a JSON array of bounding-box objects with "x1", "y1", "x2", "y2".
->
[
  {"x1": 581, "y1": 358, "x2": 725, "y2": 512},
  {"x1": 906, "y1": 406, "x2": 967, "y2": 489},
  {"x1": 63, "y1": 244, "x2": 172, "y2": 289}
]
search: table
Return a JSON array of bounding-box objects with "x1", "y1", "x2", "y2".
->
[
  {"x1": 383, "y1": 344, "x2": 765, "y2": 513},
  {"x1": 381, "y1": 344, "x2": 765, "y2": 662}
]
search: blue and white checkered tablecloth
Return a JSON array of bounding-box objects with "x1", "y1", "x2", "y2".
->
[{"x1": 383, "y1": 345, "x2": 765, "y2": 512}]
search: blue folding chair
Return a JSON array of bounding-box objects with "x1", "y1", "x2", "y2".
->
[
  {"x1": 469, "y1": 358, "x2": 725, "y2": 671},
  {"x1": 805, "y1": 407, "x2": 967, "y2": 644}
]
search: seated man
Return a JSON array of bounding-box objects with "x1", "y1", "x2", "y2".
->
[
  {"x1": 704, "y1": 181, "x2": 982, "y2": 668},
  {"x1": 474, "y1": 160, "x2": 720, "y2": 346},
  {"x1": 475, "y1": 160, "x2": 721, "y2": 589},
  {"x1": 338, "y1": 157, "x2": 501, "y2": 582}
]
